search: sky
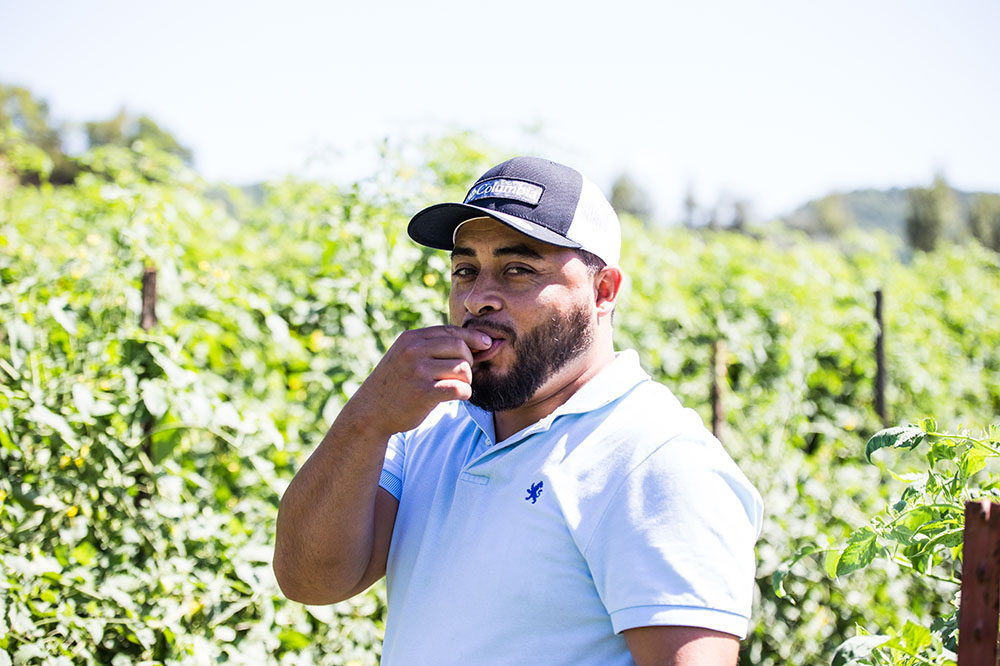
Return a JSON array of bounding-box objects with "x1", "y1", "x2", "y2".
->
[{"x1": 2, "y1": 0, "x2": 998, "y2": 221}]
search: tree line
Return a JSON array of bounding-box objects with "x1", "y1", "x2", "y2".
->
[
  {"x1": 609, "y1": 171, "x2": 1000, "y2": 257},
  {"x1": 5, "y1": 81, "x2": 999, "y2": 255},
  {"x1": 0, "y1": 83, "x2": 192, "y2": 187}
]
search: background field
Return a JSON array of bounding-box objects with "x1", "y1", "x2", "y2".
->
[{"x1": 3, "y1": 111, "x2": 1000, "y2": 664}]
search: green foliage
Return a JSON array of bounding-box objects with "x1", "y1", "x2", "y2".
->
[
  {"x1": 85, "y1": 109, "x2": 193, "y2": 165},
  {"x1": 0, "y1": 85, "x2": 61, "y2": 159},
  {"x1": 778, "y1": 421, "x2": 1000, "y2": 665},
  {"x1": 0, "y1": 84, "x2": 77, "y2": 185},
  {"x1": 1, "y1": 84, "x2": 195, "y2": 189},
  {"x1": 865, "y1": 426, "x2": 926, "y2": 463}
]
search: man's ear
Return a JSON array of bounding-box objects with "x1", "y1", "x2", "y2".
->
[{"x1": 594, "y1": 266, "x2": 623, "y2": 317}]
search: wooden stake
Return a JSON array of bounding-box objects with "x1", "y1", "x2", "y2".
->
[
  {"x1": 874, "y1": 289, "x2": 887, "y2": 427},
  {"x1": 957, "y1": 500, "x2": 1000, "y2": 665},
  {"x1": 138, "y1": 265, "x2": 157, "y2": 505},
  {"x1": 141, "y1": 266, "x2": 158, "y2": 331}
]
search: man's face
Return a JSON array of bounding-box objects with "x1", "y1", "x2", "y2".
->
[{"x1": 449, "y1": 218, "x2": 597, "y2": 412}]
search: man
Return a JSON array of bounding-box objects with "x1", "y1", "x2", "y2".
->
[{"x1": 273, "y1": 156, "x2": 762, "y2": 665}]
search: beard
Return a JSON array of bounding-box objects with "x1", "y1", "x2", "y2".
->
[{"x1": 465, "y1": 303, "x2": 594, "y2": 412}]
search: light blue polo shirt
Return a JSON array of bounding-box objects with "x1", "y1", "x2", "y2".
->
[{"x1": 377, "y1": 350, "x2": 762, "y2": 665}]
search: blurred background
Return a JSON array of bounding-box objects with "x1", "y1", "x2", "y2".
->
[{"x1": 2, "y1": 2, "x2": 999, "y2": 665}]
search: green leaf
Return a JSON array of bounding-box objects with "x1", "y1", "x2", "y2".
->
[
  {"x1": 831, "y1": 635, "x2": 890, "y2": 666},
  {"x1": 837, "y1": 527, "x2": 881, "y2": 576},
  {"x1": 899, "y1": 484, "x2": 923, "y2": 503},
  {"x1": 907, "y1": 552, "x2": 933, "y2": 574},
  {"x1": 71, "y1": 541, "x2": 99, "y2": 566},
  {"x1": 960, "y1": 450, "x2": 988, "y2": 479},
  {"x1": 772, "y1": 544, "x2": 819, "y2": 598},
  {"x1": 987, "y1": 423, "x2": 1000, "y2": 444},
  {"x1": 900, "y1": 619, "x2": 932, "y2": 652},
  {"x1": 887, "y1": 524, "x2": 917, "y2": 546},
  {"x1": 278, "y1": 629, "x2": 312, "y2": 650},
  {"x1": 919, "y1": 417, "x2": 938, "y2": 433},
  {"x1": 900, "y1": 507, "x2": 938, "y2": 533},
  {"x1": 929, "y1": 438, "x2": 958, "y2": 466},
  {"x1": 823, "y1": 550, "x2": 841, "y2": 579},
  {"x1": 772, "y1": 568, "x2": 790, "y2": 599},
  {"x1": 866, "y1": 426, "x2": 926, "y2": 463}
]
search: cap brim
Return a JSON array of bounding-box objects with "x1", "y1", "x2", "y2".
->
[{"x1": 408, "y1": 203, "x2": 582, "y2": 251}]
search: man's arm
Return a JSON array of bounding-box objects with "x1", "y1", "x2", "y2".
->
[
  {"x1": 624, "y1": 626, "x2": 739, "y2": 666},
  {"x1": 272, "y1": 325, "x2": 492, "y2": 604}
]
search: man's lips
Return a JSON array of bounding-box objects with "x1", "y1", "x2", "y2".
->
[
  {"x1": 463, "y1": 322, "x2": 512, "y2": 363},
  {"x1": 471, "y1": 337, "x2": 506, "y2": 363}
]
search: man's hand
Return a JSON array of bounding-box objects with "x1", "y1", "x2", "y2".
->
[
  {"x1": 273, "y1": 325, "x2": 492, "y2": 604},
  {"x1": 348, "y1": 325, "x2": 493, "y2": 436}
]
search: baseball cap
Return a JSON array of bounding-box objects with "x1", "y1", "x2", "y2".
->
[{"x1": 407, "y1": 156, "x2": 621, "y2": 267}]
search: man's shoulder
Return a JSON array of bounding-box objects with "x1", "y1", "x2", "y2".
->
[
  {"x1": 607, "y1": 375, "x2": 709, "y2": 442},
  {"x1": 557, "y1": 371, "x2": 747, "y2": 491}
]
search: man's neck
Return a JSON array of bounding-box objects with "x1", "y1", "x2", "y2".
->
[{"x1": 492, "y1": 343, "x2": 616, "y2": 442}]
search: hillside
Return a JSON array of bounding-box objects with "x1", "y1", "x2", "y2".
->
[{"x1": 783, "y1": 187, "x2": 987, "y2": 238}]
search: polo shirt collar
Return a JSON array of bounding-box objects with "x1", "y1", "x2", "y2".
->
[{"x1": 462, "y1": 349, "x2": 650, "y2": 446}]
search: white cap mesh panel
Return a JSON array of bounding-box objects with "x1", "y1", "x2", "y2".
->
[{"x1": 567, "y1": 176, "x2": 621, "y2": 266}]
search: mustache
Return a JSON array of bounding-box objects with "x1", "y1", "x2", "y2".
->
[{"x1": 462, "y1": 318, "x2": 517, "y2": 341}]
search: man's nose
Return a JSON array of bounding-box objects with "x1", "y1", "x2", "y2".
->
[{"x1": 463, "y1": 273, "x2": 503, "y2": 316}]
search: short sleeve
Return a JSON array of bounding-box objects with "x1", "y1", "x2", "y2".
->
[
  {"x1": 379, "y1": 432, "x2": 406, "y2": 500},
  {"x1": 583, "y1": 438, "x2": 762, "y2": 638}
]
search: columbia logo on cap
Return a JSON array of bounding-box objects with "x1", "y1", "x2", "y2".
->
[{"x1": 465, "y1": 179, "x2": 544, "y2": 206}]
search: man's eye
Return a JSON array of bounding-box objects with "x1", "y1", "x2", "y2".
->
[
  {"x1": 506, "y1": 265, "x2": 534, "y2": 275},
  {"x1": 452, "y1": 267, "x2": 476, "y2": 278}
]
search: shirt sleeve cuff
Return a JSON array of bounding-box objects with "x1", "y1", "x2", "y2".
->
[
  {"x1": 610, "y1": 605, "x2": 749, "y2": 639},
  {"x1": 379, "y1": 469, "x2": 403, "y2": 500}
]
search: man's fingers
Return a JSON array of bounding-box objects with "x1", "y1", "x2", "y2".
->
[
  {"x1": 433, "y1": 378, "x2": 473, "y2": 402},
  {"x1": 427, "y1": 357, "x2": 472, "y2": 383},
  {"x1": 354, "y1": 326, "x2": 488, "y2": 435},
  {"x1": 423, "y1": 338, "x2": 476, "y2": 365},
  {"x1": 401, "y1": 326, "x2": 491, "y2": 361},
  {"x1": 456, "y1": 327, "x2": 493, "y2": 351},
  {"x1": 427, "y1": 325, "x2": 492, "y2": 351}
]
